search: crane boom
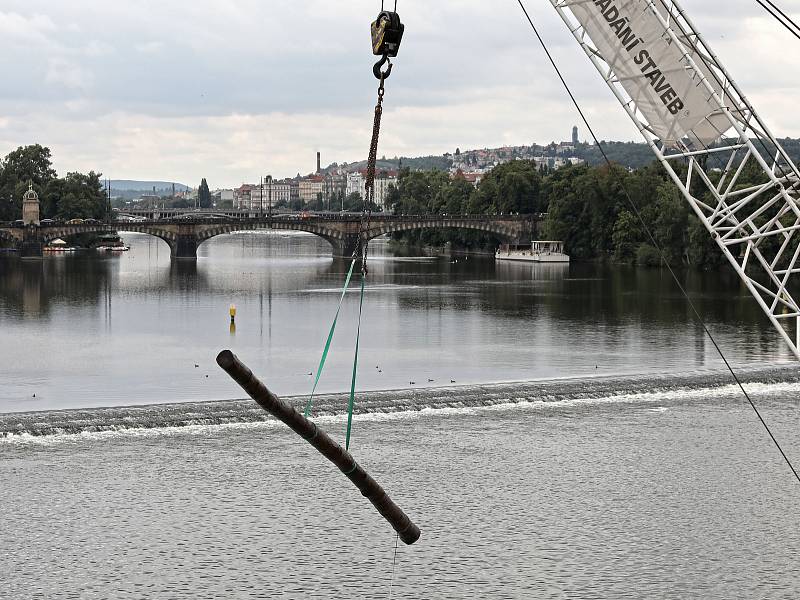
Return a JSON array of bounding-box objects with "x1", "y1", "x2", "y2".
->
[{"x1": 549, "y1": 0, "x2": 800, "y2": 360}]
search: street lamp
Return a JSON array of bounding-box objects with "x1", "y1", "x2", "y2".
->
[{"x1": 266, "y1": 175, "x2": 273, "y2": 219}]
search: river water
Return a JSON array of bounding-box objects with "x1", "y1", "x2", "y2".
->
[{"x1": 1, "y1": 232, "x2": 799, "y2": 598}]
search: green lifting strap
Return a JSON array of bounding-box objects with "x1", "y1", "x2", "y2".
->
[
  {"x1": 304, "y1": 259, "x2": 356, "y2": 417},
  {"x1": 345, "y1": 271, "x2": 366, "y2": 451}
]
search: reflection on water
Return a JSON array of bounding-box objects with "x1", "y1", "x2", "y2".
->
[{"x1": 0, "y1": 231, "x2": 793, "y2": 413}]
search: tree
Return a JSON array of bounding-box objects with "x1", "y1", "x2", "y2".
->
[
  {"x1": 2, "y1": 144, "x2": 57, "y2": 186},
  {"x1": 53, "y1": 172, "x2": 107, "y2": 220},
  {"x1": 343, "y1": 192, "x2": 363, "y2": 211},
  {"x1": 198, "y1": 178, "x2": 212, "y2": 208},
  {"x1": 443, "y1": 177, "x2": 473, "y2": 214},
  {"x1": 0, "y1": 145, "x2": 58, "y2": 220},
  {"x1": 470, "y1": 161, "x2": 543, "y2": 214},
  {"x1": 305, "y1": 192, "x2": 324, "y2": 211},
  {"x1": 612, "y1": 210, "x2": 641, "y2": 262},
  {"x1": 651, "y1": 182, "x2": 689, "y2": 265}
]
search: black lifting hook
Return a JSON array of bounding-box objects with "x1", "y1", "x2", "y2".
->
[
  {"x1": 373, "y1": 55, "x2": 393, "y2": 80},
  {"x1": 371, "y1": 9, "x2": 403, "y2": 80}
]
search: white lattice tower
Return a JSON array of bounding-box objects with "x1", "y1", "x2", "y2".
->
[{"x1": 549, "y1": 0, "x2": 800, "y2": 359}]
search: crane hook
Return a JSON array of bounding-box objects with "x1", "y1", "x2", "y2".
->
[{"x1": 373, "y1": 55, "x2": 393, "y2": 80}]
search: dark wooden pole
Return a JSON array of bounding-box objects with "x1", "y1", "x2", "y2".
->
[{"x1": 216, "y1": 350, "x2": 421, "y2": 545}]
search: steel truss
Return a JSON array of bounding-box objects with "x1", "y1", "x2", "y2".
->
[{"x1": 550, "y1": 0, "x2": 800, "y2": 359}]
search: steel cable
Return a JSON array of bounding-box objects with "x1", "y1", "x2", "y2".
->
[{"x1": 755, "y1": 0, "x2": 800, "y2": 42}]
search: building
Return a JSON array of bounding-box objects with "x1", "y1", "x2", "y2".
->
[
  {"x1": 299, "y1": 176, "x2": 325, "y2": 204},
  {"x1": 219, "y1": 189, "x2": 235, "y2": 205},
  {"x1": 329, "y1": 172, "x2": 348, "y2": 198},
  {"x1": 346, "y1": 172, "x2": 364, "y2": 198},
  {"x1": 22, "y1": 184, "x2": 40, "y2": 226},
  {"x1": 234, "y1": 184, "x2": 256, "y2": 209},
  {"x1": 262, "y1": 179, "x2": 293, "y2": 207},
  {"x1": 453, "y1": 171, "x2": 484, "y2": 188},
  {"x1": 572, "y1": 125, "x2": 579, "y2": 145},
  {"x1": 345, "y1": 170, "x2": 397, "y2": 211}
]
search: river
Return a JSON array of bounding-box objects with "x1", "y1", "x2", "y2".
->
[{"x1": 1, "y1": 232, "x2": 798, "y2": 598}]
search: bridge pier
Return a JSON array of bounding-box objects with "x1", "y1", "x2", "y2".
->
[
  {"x1": 20, "y1": 228, "x2": 43, "y2": 259},
  {"x1": 329, "y1": 235, "x2": 363, "y2": 259},
  {"x1": 172, "y1": 235, "x2": 199, "y2": 259}
]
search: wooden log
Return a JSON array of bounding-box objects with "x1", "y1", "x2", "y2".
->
[{"x1": 216, "y1": 350, "x2": 421, "y2": 545}]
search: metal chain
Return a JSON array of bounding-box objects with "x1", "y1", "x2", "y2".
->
[{"x1": 359, "y1": 72, "x2": 387, "y2": 273}]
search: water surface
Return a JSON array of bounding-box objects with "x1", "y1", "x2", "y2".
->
[
  {"x1": 0, "y1": 232, "x2": 793, "y2": 412},
  {"x1": 2, "y1": 232, "x2": 799, "y2": 599}
]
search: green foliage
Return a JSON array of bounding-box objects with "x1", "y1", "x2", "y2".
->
[
  {"x1": 636, "y1": 244, "x2": 662, "y2": 267},
  {"x1": 0, "y1": 145, "x2": 107, "y2": 221},
  {"x1": 198, "y1": 178, "x2": 212, "y2": 208},
  {"x1": 543, "y1": 166, "x2": 593, "y2": 258},
  {"x1": 469, "y1": 161, "x2": 543, "y2": 214},
  {"x1": 612, "y1": 210, "x2": 641, "y2": 262},
  {"x1": 688, "y1": 218, "x2": 726, "y2": 270},
  {"x1": 340, "y1": 192, "x2": 379, "y2": 212},
  {"x1": 305, "y1": 193, "x2": 325, "y2": 211},
  {"x1": 386, "y1": 156, "x2": 739, "y2": 270}
]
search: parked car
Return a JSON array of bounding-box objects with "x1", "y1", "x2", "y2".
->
[
  {"x1": 40, "y1": 219, "x2": 55, "y2": 225},
  {"x1": 66, "y1": 219, "x2": 84, "y2": 225}
]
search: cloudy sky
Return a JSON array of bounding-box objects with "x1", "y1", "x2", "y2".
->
[{"x1": 1, "y1": 0, "x2": 799, "y2": 187}]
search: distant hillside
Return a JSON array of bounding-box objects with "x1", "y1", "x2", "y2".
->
[
  {"x1": 577, "y1": 138, "x2": 800, "y2": 169},
  {"x1": 330, "y1": 137, "x2": 800, "y2": 174},
  {"x1": 327, "y1": 155, "x2": 453, "y2": 174},
  {"x1": 111, "y1": 180, "x2": 190, "y2": 192}
]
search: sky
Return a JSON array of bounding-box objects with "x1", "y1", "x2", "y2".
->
[{"x1": 1, "y1": 0, "x2": 800, "y2": 188}]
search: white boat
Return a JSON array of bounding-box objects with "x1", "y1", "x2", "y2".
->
[
  {"x1": 44, "y1": 239, "x2": 77, "y2": 253},
  {"x1": 495, "y1": 241, "x2": 570, "y2": 263},
  {"x1": 94, "y1": 233, "x2": 129, "y2": 252}
]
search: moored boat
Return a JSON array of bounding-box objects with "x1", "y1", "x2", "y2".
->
[
  {"x1": 496, "y1": 240, "x2": 570, "y2": 263},
  {"x1": 94, "y1": 233, "x2": 130, "y2": 252},
  {"x1": 43, "y1": 239, "x2": 77, "y2": 253}
]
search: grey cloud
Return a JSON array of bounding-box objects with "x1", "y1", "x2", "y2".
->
[{"x1": 0, "y1": 0, "x2": 799, "y2": 185}]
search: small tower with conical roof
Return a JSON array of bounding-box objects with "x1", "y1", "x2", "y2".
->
[{"x1": 22, "y1": 183, "x2": 40, "y2": 226}]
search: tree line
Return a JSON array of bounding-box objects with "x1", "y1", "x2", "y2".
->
[
  {"x1": 389, "y1": 157, "x2": 778, "y2": 269},
  {"x1": 0, "y1": 145, "x2": 108, "y2": 222}
]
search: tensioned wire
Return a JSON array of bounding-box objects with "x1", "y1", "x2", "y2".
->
[
  {"x1": 515, "y1": 0, "x2": 800, "y2": 485},
  {"x1": 755, "y1": 0, "x2": 800, "y2": 42}
]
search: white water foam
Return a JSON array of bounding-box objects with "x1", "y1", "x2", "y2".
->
[{"x1": 3, "y1": 378, "x2": 797, "y2": 447}]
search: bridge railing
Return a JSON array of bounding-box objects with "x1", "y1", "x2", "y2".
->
[{"x1": 2, "y1": 213, "x2": 546, "y2": 229}]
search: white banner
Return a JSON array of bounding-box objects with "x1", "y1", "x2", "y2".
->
[{"x1": 569, "y1": 0, "x2": 728, "y2": 146}]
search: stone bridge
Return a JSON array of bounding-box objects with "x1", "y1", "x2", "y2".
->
[{"x1": 0, "y1": 214, "x2": 542, "y2": 259}]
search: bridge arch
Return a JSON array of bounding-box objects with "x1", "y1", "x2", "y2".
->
[
  {"x1": 364, "y1": 220, "x2": 521, "y2": 241},
  {"x1": 40, "y1": 225, "x2": 178, "y2": 250},
  {"x1": 179, "y1": 218, "x2": 533, "y2": 258},
  {"x1": 190, "y1": 222, "x2": 349, "y2": 256}
]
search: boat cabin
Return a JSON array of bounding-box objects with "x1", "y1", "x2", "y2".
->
[{"x1": 532, "y1": 241, "x2": 565, "y2": 255}]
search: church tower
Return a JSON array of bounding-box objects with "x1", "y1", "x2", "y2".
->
[
  {"x1": 22, "y1": 183, "x2": 40, "y2": 226},
  {"x1": 572, "y1": 125, "x2": 579, "y2": 145}
]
